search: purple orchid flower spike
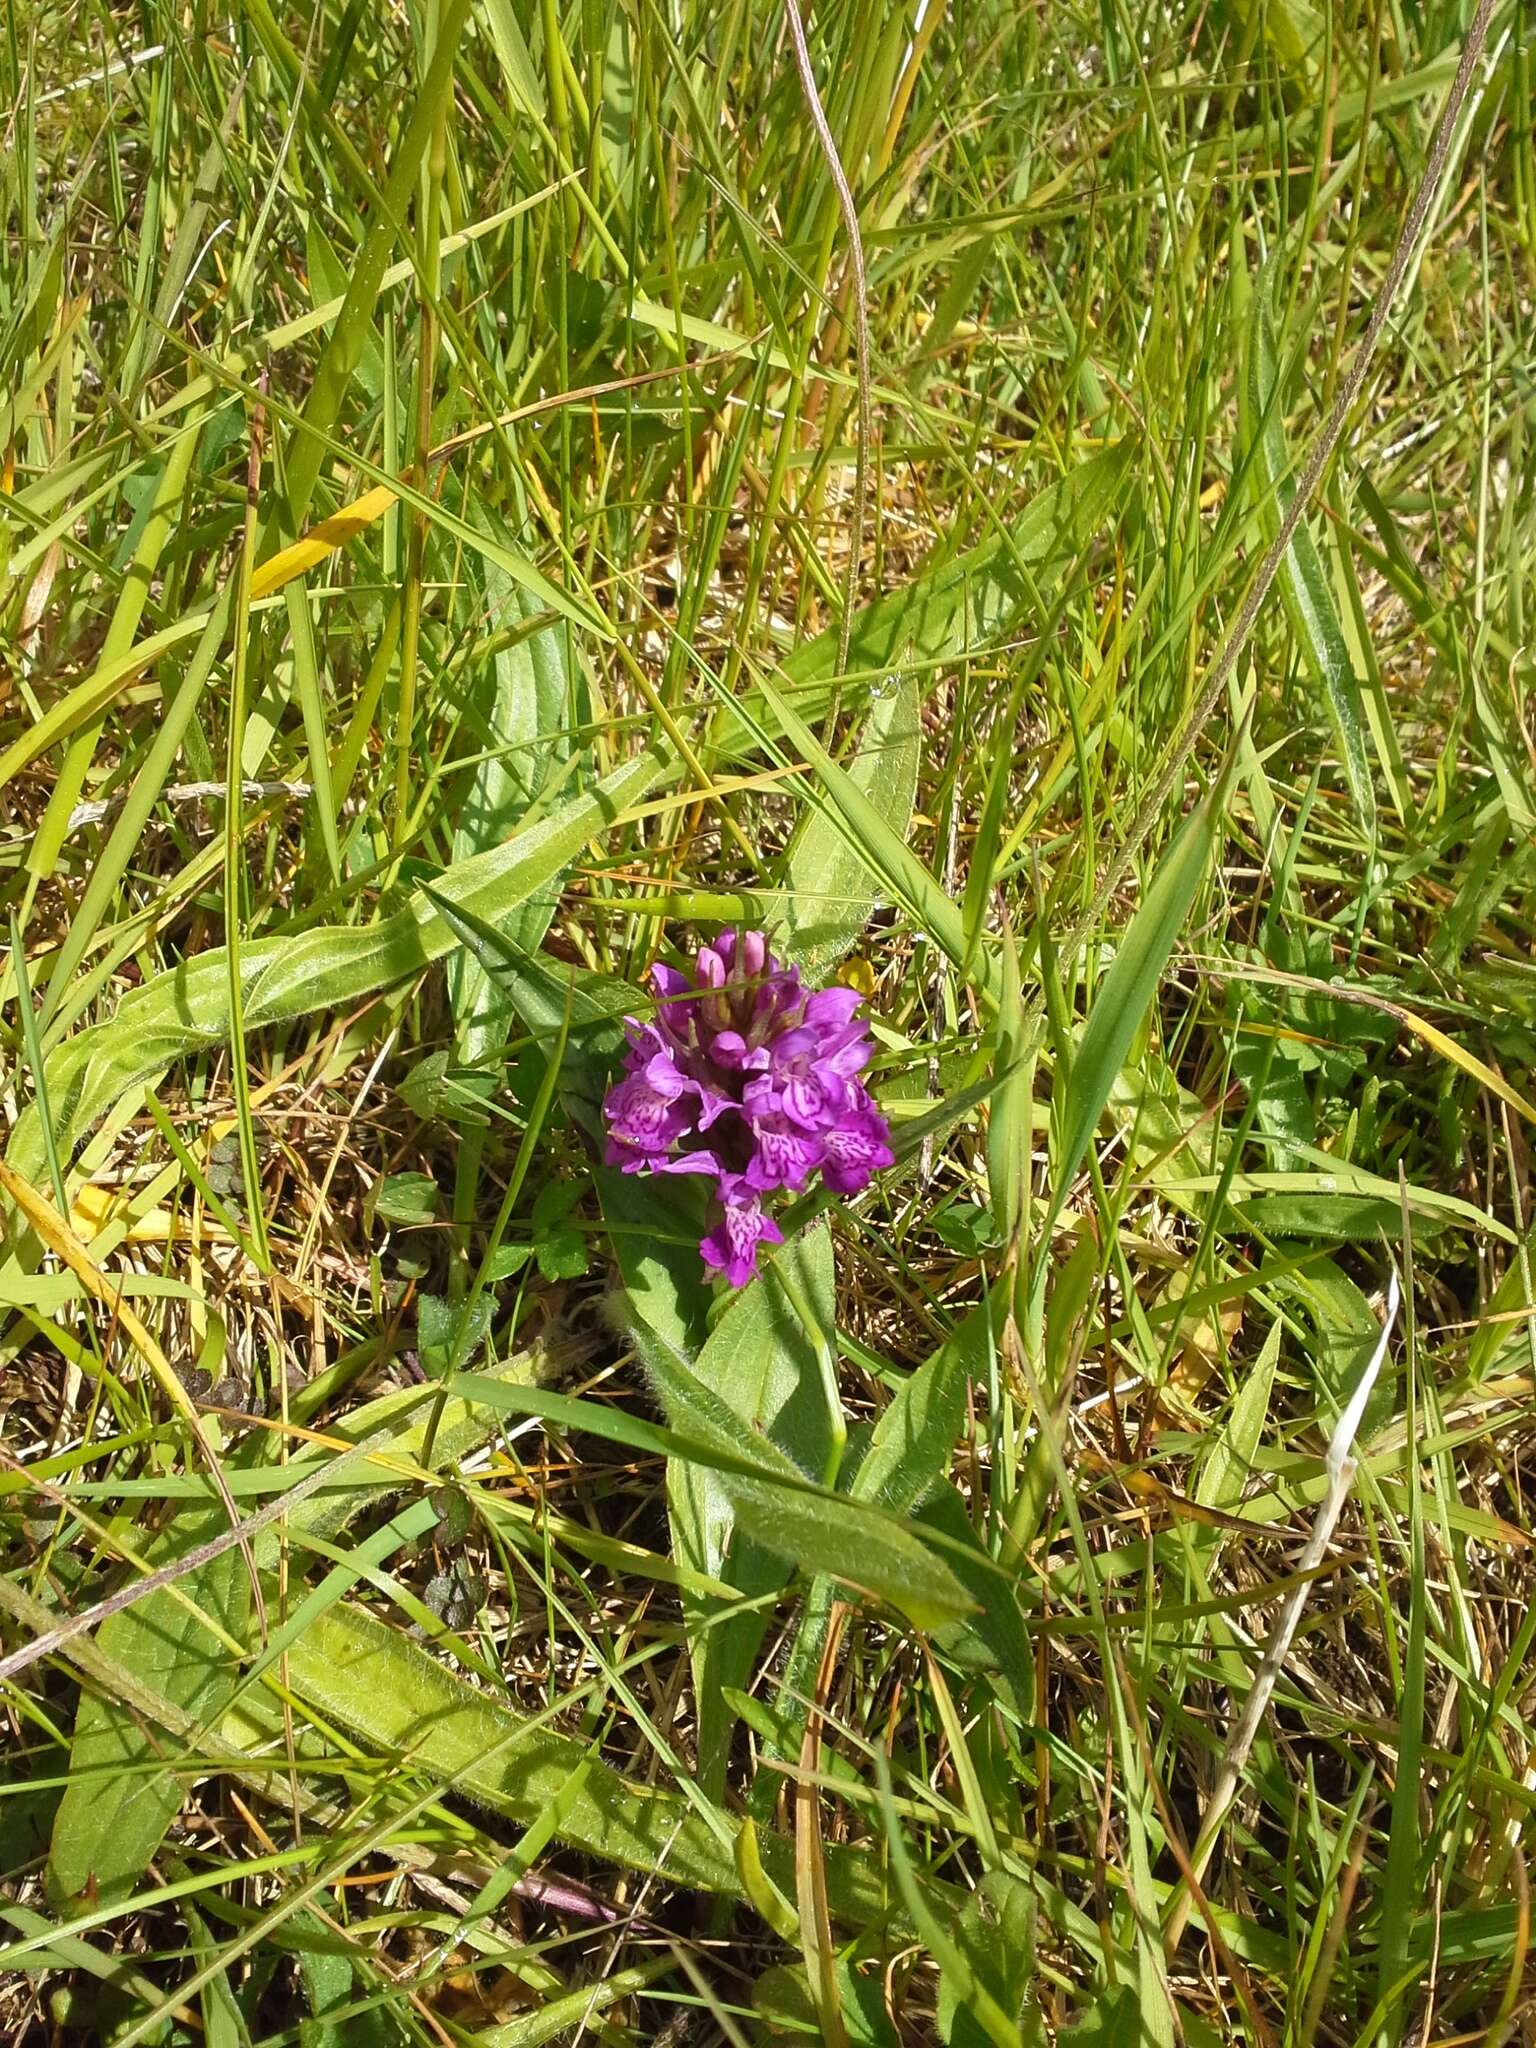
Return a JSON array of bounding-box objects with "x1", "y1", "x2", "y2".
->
[{"x1": 602, "y1": 930, "x2": 893, "y2": 1286}]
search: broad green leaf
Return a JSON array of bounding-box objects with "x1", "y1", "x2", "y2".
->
[
  {"x1": 45, "y1": 1350, "x2": 542, "y2": 1907},
  {"x1": 303, "y1": 222, "x2": 383, "y2": 402},
  {"x1": 48, "y1": 1502, "x2": 249, "y2": 1908},
  {"x1": 598, "y1": 4, "x2": 638, "y2": 186},
  {"x1": 0, "y1": 1750, "x2": 63, "y2": 1876},
  {"x1": 1108, "y1": 1059, "x2": 1206, "y2": 1181},
  {"x1": 1252, "y1": 0, "x2": 1325, "y2": 70},
  {"x1": 294, "y1": 1909, "x2": 353, "y2": 2048},
  {"x1": 917, "y1": 1484, "x2": 1032, "y2": 1715},
  {"x1": 1230, "y1": 1192, "x2": 1455, "y2": 1243},
  {"x1": 1196, "y1": 1318, "x2": 1281, "y2": 1514},
  {"x1": 1061, "y1": 1986, "x2": 1139, "y2": 2047},
  {"x1": 418, "y1": 1289, "x2": 495, "y2": 1374},
  {"x1": 448, "y1": 543, "x2": 575, "y2": 1067},
  {"x1": 778, "y1": 678, "x2": 921, "y2": 976},
  {"x1": 850, "y1": 1309, "x2": 980, "y2": 1513},
  {"x1": 925, "y1": 236, "x2": 993, "y2": 359},
  {"x1": 635, "y1": 1319, "x2": 836, "y2": 1485},
  {"x1": 601, "y1": 1162, "x2": 717, "y2": 1353},
  {"x1": 751, "y1": 670, "x2": 985, "y2": 1000},
  {"x1": 668, "y1": 1226, "x2": 836, "y2": 1792},
  {"x1": 755, "y1": 1959, "x2": 903, "y2": 2045},
  {"x1": 1151, "y1": 1165, "x2": 1500, "y2": 1242},
  {"x1": 1269, "y1": 1255, "x2": 1399, "y2": 1443},
  {"x1": 4, "y1": 751, "x2": 665, "y2": 1189},
  {"x1": 725, "y1": 1478, "x2": 973, "y2": 1632},
  {"x1": 1229, "y1": 1028, "x2": 1316, "y2": 1172},
  {"x1": 1245, "y1": 266, "x2": 1375, "y2": 837},
  {"x1": 280, "y1": 1601, "x2": 894, "y2": 1925},
  {"x1": 280, "y1": 1602, "x2": 739, "y2": 1888}
]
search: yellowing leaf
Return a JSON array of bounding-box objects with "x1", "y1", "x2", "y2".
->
[{"x1": 249, "y1": 483, "x2": 398, "y2": 599}]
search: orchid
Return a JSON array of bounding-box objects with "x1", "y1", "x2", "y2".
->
[{"x1": 602, "y1": 931, "x2": 893, "y2": 1285}]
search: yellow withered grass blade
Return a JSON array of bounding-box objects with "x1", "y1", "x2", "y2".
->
[{"x1": 0, "y1": 1158, "x2": 261, "y2": 1619}]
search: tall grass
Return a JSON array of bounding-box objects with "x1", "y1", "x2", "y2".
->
[{"x1": 2, "y1": 1, "x2": 1534, "y2": 2042}]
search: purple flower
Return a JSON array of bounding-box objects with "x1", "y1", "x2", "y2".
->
[
  {"x1": 699, "y1": 1175, "x2": 785, "y2": 1288},
  {"x1": 602, "y1": 930, "x2": 892, "y2": 1286}
]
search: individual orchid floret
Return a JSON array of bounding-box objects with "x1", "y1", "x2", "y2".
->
[
  {"x1": 699, "y1": 1174, "x2": 785, "y2": 1288},
  {"x1": 602, "y1": 930, "x2": 893, "y2": 1285}
]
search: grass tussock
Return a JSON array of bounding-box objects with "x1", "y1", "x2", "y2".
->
[{"x1": 2, "y1": 1, "x2": 1536, "y2": 2043}]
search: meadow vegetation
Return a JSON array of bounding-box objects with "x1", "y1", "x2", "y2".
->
[{"x1": 1, "y1": 0, "x2": 1534, "y2": 2042}]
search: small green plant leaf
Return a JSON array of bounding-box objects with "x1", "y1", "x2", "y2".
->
[
  {"x1": 448, "y1": 549, "x2": 574, "y2": 1068},
  {"x1": 482, "y1": 1242, "x2": 533, "y2": 1280},
  {"x1": 916, "y1": 1484, "x2": 1032, "y2": 1715},
  {"x1": 939, "y1": 1871, "x2": 1043, "y2": 2047},
  {"x1": 418, "y1": 1291, "x2": 493, "y2": 1377},
  {"x1": 533, "y1": 1228, "x2": 586, "y2": 1281},
  {"x1": 398, "y1": 1051, "x2": 493, "y2": 1126},
  {"x1": 370, "y1": 1172, "x2": 441, "y2": 1228},
  {"x1": 779, "y1": 678, "x2": 921, "y2": 977},
  {"x1": 930, "y1": 1200, "x2": 1002, "y2": 1257},
  {"x1": 850, "y1": 1309, "x2": 981, "y2": 1513}
]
